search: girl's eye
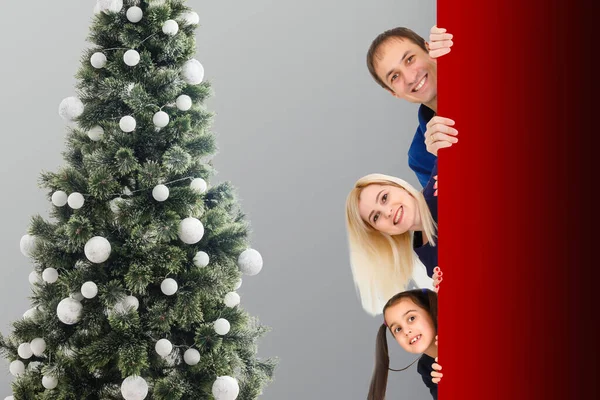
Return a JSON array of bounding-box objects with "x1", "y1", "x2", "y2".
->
[
  {"x1": 408, "y1": 316, "x2": 416, "y2": 322},
  {"x1": 373, "y1": 213, "x2": 379, "y2": 223},
  {"x1": 382, "y1": 194, "x2": 387, "y2": 203},
  {"x1": 394, "y1": 327, "x2": 402, "y2": 333}
]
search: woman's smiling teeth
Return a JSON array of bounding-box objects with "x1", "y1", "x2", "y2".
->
[
  {"x1": 410, "y1": 334, "x2": 422, "y2": 345},
  {"x1": 393, "y1": 206, "x2": 403, "y2": 225},
  {"x1": 412, "y1": 75, "x2": 427, "y2": 92}
]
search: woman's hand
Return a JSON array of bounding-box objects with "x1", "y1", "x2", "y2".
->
[
  {"x1": 428, "y1": 26, "x2": 454, "y2": 59},
  {"x1": 431, "y1": 358, "x2": 443, "y2": 384},
  {"x1": 433, "y1": 175, "x2": 438, "y2": 197},
  {"x1": 433, "y1": 267, "x2": 443, "y2": 292}
]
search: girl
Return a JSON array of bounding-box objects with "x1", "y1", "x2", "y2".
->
[
  {"x1": 369, "y1": 289, "x2": 442, "y2": 400},
  {"x1": 345, "y1": 162, "x2": 440, "y2": 315}
]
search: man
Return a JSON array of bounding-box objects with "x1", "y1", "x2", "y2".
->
[{"x1": 367, "y1": 26, "x2": 456, "y2": 188}]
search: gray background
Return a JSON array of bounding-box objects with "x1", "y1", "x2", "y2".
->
[{"x1": 0, "y1": 1, "x2": 434, "y2": 398}]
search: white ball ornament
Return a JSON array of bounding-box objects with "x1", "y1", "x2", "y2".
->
[
  {"x1": 23, "y1": 308, "x2": 39, "y2": 320},
  {"x1": 90, "y1": 52, "x2": 107, "y2": 69},
  {"x1": 214, "y1": 318, "x2": 231, "y2": 336},
  {"x1": 113, "y1": 295, "x2": 139, "y2": 314},
  {"x1": 190, "y1": 178, "x2": 207, "y2": 194},
  {"x1": 18, "y1": 343, "x2": 33, "y2": 359},
  {"x1": 58, "y1": 96, "x2": 84, "y2": 122},
  {"x1": 5, "y1": 396, "x2": 14, "y2": 400},
  {"x1": 120, "y1": 115, "x2": 137, "y2": 132},
  {"x1": 51, "y1": 190, "x2": 68, "y2": 207},
  {"x1": 42, "y1": 268, "x2": 59, "y2": 284},
  {"x1": 57, "y1": 298, "x2": 83, "y2": 325},
  {"x1": 155, "y1": 339, "x2": 173, "y2": 357},
  {"x1": 212, "y1": 376, "x2": 240, "y2": 400},
  {"x1": 110, "y1": 197, "x2": 126, "y2": 214},
  {"x1": 152, "y1": 184, "x2": 169, "y2": 202},
  {"x1": 234, "y1": 278, "x2": 242, "y2": 290},
  {"x1": 29, "y1": 271, "x2": 42, "y2": 285},
  {"x1": 181, "y1": 11, "x2": 200, "y2": 25},
  {"x1": 123, "y1": 49, "x2": 140, "y2": 67},
  {"x1": 121, "y1": 376, "x2": 148, "y2": 400},
  {"x1": 224, "y1": 292, "x2": 241, "y2": 308},
  {"x1": 176, "y1": 94, "x2": 192, "y2": 111},
  {"x1": 162, "y1": 20, "x2": 179, "y2": 36},
  {"x1": 153, "y1": 111, "x2": 170, "y2": 128},
  {"x1": 160, "y1": 278, "x2": 178, "y2": 296},
  {"x1": 9, "y1": 360, "x2": 25, "y2": 376},
  {"x1": 88, "y1": 125, "x2": 104, "y2": 141},
  {"x1": 181, "y1": 59, "x2": 205, "y2": 85},
  {"x1": 98, "y1": 0, "x2": 123, "y2": 14},
  {"x1": 126, "y1": 6, "x2": 143, "y2": 23},
  {"x1": 193, "y1": 251, "x2": 209, "y2": 268},
  {"x1": 42, "y1": 375, "x2": 58, "y2": 390},
  {"x1": 20, "y1": 234, "x2": 37, "y2": 258},
  {"x1": 84, "y1": 236, "x2": 112, "y2": 263},
  {"x1": 67, "y1": 192, "x2": 85, "y2": 209},
  {"x1": 237, "y1": 249, "x2": 263, "y2": 276},
  {"x1": 81, "y1": 282, "x2": 98, "y2": 299},
  {"x1": 183, "y1": 348, "x2": 200, "y2": 365},
  {"x1": 30, "y1": 338, "x2": 46, "y2": 357},
  {"x1": 178, "y1": 217, "x2": 204, "y2": 244}
]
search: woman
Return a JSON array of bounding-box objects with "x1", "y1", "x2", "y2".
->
[
  {"x1": 368, "y1": 289, "x2": 442, "y2": 400},
  {"x1": 345, "y1": 162, "x2": 440, "y2": 315}
]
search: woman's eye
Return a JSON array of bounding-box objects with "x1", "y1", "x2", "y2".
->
[
  {"x1": 373, "y1": 213, "x2": 379, "y2": 223},
  {"x1": 382, "y1": 194, "x2": 387, "y2": 203}
]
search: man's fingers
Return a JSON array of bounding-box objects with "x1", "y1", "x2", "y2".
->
[
  {"x1": 428, "y1": 141, "x2": 453, "y2": 156},
  {"x1": 430, "y1": 48, "x2": 451, "y2": 59},
  {"x1": 429, "y1": 39, "x2": 454, "y2": 50},
  {"x1": 432, "y1": 377, "x2": 441, "y2": 384},
  {"x1": 431, "y1": 371, "x2": 443, "y2": 378},
  {"x1": 432, "y1": 363, "x2": 442, "y2": 371},
  {"x1": 430, "y1": 33, "x2": 454, "y2": 41},
  {"x1": 430, "y1": 26, "x2": 447, "y2": 34},
  {"x1": 426, "y1": 116, "x2": 456, "y2": 129},
  {"x1": 427, "y1": 132, "x2": 459, "y2": 145}
]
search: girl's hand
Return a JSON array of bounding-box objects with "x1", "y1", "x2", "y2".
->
[
  {"x1": 428, "y1": 26, "x2": 454, "y2": 59},
  {"x1": 433, "y1": 267, "x2": 443, "y2": 292},
  {"x1": 431, "y1": 357, "x2": 443, "y2": 384},
  {"x1": 433, "y1": 175, "x2": 438, "y2": 197}
]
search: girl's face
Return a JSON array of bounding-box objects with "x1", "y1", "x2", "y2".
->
[
  {"x1": 384, "y1": 298, "x2": 436, "y2": 355},
  {"x1": 358, "y1": 184, "x2": 420, "y2": 235}
]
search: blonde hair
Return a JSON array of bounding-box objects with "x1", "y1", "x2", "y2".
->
[{"x1": 345, "y1": 174, "x2": 437, "y2": 316}]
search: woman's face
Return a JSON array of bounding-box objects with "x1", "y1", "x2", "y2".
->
[
  {"x1": 384, "y1": 298, "x2": 436, "y2": 355},
  {"x1": 358, "y1": 184, "x2": 420, "y2": 235}
]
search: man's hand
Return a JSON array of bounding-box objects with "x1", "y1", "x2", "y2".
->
[
  {"x1": 429, "y1": 26, "x2": 454, "y2": 59},
  {"x1": 425, "y1": 116, "x2": 458, "y2": 156}
]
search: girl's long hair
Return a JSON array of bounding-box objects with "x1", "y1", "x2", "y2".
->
[
  {"x1": 367, "y1": 289, "x2": 438, "y2": 400},
  {"x1": 345, "y1": 174, "x2": 437, "y2": 315}
]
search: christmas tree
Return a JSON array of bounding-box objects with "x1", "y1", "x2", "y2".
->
[{"x1": 0, "y1": 1, "x2": 275, "y2": 399}]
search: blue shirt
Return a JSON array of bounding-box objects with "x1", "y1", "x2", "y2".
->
[
  {"x1": 414, "y1": 160, "x2": 438, "y2": 277},
  {"x1": 408, "y1": 105, "x2": 437, "y2": 188}
]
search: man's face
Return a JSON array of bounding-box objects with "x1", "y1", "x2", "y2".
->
[{"x1": 373, "y1": 38, "x2": 437, "y2": 105}]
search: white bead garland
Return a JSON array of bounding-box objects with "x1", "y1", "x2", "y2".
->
[
  {"x1": 120, "y1": 115, "x2": 137, "y2": 132},
  {"x1": 123, "y1": 49, "x2": 140, "y2": 67},
  {"x1": 190, "y1": 178, "x2": 207, "y2": 194},
  {"x1": 90, "y1": 52, "x2": 107, "y2": 69},
  {"x1": 152, "y1": 184, "x2": 170, "y2": 202}
]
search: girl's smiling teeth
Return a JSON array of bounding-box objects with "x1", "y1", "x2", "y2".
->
[
  {"x1": 412, "y1": 75, "x2": 427, "y2": 92},
  {"x1": 393, "y1": 206, "x2": 404, "y2": 225},
  {"x1": 409, "y1": 334, "x2": 422, "y2": 345}
]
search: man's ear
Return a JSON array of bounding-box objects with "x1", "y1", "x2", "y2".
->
[{"x1": 425, "y1": 41, "x2": 431, "y2": 52}]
